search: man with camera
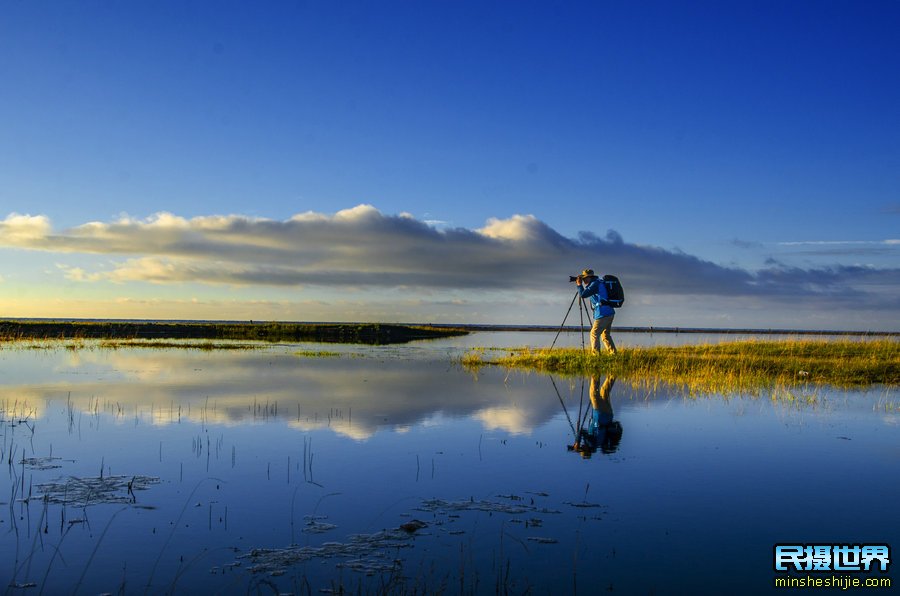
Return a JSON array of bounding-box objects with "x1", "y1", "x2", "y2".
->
[{"x1": 575, "y1": 268, "x2": 617, "y2": 355}]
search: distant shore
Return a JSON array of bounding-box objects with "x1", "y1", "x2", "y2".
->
[
  {"x1": 1, "y1": 318, "x2": 896, "y2": 338},
  {"x1": 0, "y1": 320, "x2": 469, "y2": 345}
]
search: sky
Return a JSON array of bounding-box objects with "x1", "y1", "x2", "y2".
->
[{"x1": 1, "y1": 0, "x2": 898, "y2": 331}]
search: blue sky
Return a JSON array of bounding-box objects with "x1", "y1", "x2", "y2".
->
[{"x1": 1, "y1": 0, "x2": 898, "y2": 330}]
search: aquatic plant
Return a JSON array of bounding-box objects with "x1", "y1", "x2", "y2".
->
[
  {"x1": 417, "y1": 497, "x2": 561, "y2": 516},
  {"x1": 240, "y1": 527, "x2": 417, "y2": 576},
  {"x1": 34, "y1": 475, "x2": 160, "y2": 506}
]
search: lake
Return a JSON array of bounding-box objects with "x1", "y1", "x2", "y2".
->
[{"x1": 2, "y1": 331, "x2": 897, "y2": 594}]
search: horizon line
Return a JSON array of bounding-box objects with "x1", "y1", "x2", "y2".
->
[{"x1": 1, "y1": 317, "x2": 897, "y2": 337}]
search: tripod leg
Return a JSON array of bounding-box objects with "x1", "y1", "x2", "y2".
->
[
  {"x1": 579, "y1": 290, "x2": 585, "y2": 352},
  {"x1": 549, "y1": 290, "x2": 580, "y2": 350},
  {"x1": 580, "y1": 298, "x2": 594, "y2": 353}
]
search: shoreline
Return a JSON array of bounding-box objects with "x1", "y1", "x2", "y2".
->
[
  {"x1": 1, "y1": 318, "x2": 897, "y2": 337},
  {"x1": 0, "y1": 320, "x2": 468, "y2": 345}
]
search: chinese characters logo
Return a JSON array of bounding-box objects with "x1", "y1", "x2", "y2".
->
[{"x1": 775, "y1": 544, "x2": 891, "y2": 573}]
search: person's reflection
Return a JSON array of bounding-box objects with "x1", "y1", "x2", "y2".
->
[{"x1": 569, "y1": 375, "x2": 623, "y2": 458}]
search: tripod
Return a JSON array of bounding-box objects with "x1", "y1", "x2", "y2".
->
[{"x1": 549, "y1": 288, "x2": 594, "y2": 351}]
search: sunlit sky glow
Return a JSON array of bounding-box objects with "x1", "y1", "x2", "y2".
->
[{"x1": 1, "y1": 1, "x2": 898, "y2": 330}]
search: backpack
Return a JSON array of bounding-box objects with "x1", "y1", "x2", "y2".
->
[{"x1": 601, "y1": 275, "x2": 624, "y2": 308}]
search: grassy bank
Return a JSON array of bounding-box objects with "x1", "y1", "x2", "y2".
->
[
  {"x1": 0, "y1": 320, "x2": 468, "y2": 345},
  {"x1": 462, "y1": 339, "x2": 900, "y2": 390}
]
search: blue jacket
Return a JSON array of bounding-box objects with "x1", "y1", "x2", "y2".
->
[{"x1": 578, "y1": 277, "x2": 616, "y2": 319}]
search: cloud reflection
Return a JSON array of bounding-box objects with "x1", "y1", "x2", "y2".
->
[{"x1": 0, "y1": 347, "x2": 586, "y2": 439}]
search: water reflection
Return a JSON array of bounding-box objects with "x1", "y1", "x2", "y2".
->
[
  {"x1": 568, "y1": 375, "x2": 623, "y2": 458},
  {"x1": 0, "y1": 347, "x2": 573, "y2": 438},
  {"x1": 1, "y1": 344, "x2": 898, "y2": 594}
]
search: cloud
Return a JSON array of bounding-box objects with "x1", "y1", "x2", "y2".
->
[
  {"x1": 774, "y1": 239, "x2": 900, "y2": 259},
  {"x1": 777, "y1": 240, "x2": 899, "y2": 247},
  {"x1": 2, "y1": 206, "x2": 899, "y2": 317},
  {"x1": 58, "y1": 264, "x2": 90, "y2": 282},
  {"x1": 731, "y1": 238, "x2": 764, "y2": 250},
  {"x1": 0, "y1": 213, "x2": 52, "y2": 243}
]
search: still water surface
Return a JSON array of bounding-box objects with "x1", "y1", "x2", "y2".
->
[{"x1": 1, "y1": 332, "x2": 897, "y2": 594}]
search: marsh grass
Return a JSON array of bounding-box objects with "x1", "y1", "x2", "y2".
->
[{"x1": 462, "y1": 340, "x2": 900, "y2": 392}]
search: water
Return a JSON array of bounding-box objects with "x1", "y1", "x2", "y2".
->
[{"x1": 1, "y1": 334, "x2": 897, "y2": 594}]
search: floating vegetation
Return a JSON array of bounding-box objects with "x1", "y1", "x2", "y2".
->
[
  {"x1": 20, "y1": 456, "x2": 72, "y2": 471},
  {"x1": 417, "y1": 497, "x2": 561, "y2": 516},
  {"x1": 238, "y1": 495, "x2": 565, "y2": 579},
  {"x1": 563, "y1": 500, "x2": 606, "y2": 509},
  {"x1": 302, "y1": 516, "x2": 338, "y2": 534},
  {"x1": 34, "y1": 475, "x2": 160, "y2": 506},
  {"x1": 240, "y1": 527, "x2": 417, "y2": 576},
  {"x1": 398, "y1": 520, "x2": 427, "y2": 533},
  {"x1": 510, "y1": 518, "x2": 544, "y2": 528},
  {"x1": 526, "y1": 537, "x2": 558, "y2": 544}
]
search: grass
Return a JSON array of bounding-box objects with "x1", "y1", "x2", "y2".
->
[{"x1": 461, "y1": 339, "x2": 900, "y2": 392}]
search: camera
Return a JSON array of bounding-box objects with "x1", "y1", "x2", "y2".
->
[{"x1": 569, "y1": 275, "x2": 579, "y2": 283}]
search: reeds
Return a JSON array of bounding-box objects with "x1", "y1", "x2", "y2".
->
[{"x1": 462, "y1": 339, "x2": 900, "y2": 391}]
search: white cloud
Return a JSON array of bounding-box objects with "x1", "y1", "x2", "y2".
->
[
  {"x1": 1, "y1": 206, "x2": 899, "y2": 322},
  {"x1": 478, "y1": 214, "x2": 548, "y2": 241},
  {"x1": 0, "y1": 213, "x2": 52, "y2": 243}
]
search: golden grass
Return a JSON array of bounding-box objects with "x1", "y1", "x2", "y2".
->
[{"x1": 462, "y1": 339, "x2": 900, "y2": 393}]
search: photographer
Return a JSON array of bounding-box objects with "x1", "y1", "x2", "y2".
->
[{"x1": 575, "y1": 268, "x2": 617, "y2": 355}]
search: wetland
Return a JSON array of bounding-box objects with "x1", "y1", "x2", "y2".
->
[{"x1": 1, "y1": 330, "x2": 897, "y2": 594}]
